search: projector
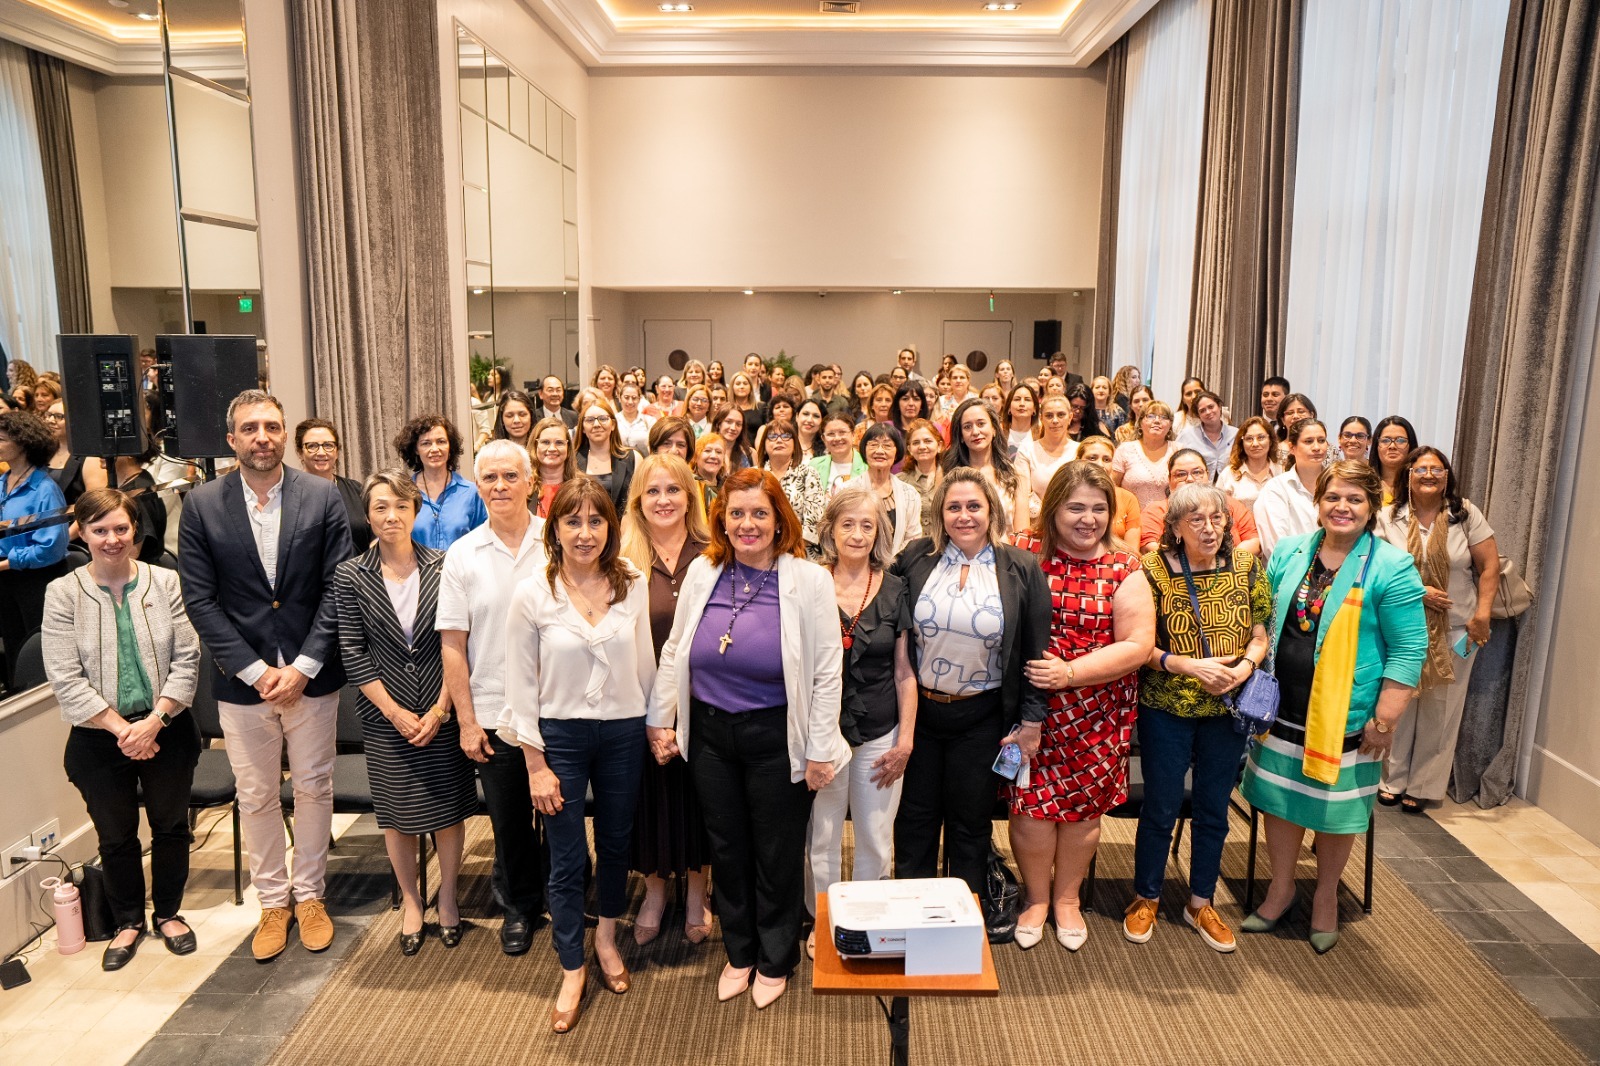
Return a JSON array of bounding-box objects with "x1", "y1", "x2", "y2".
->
[{"x1": 827, "y1": 878, "x2": 984, "y2": 975}]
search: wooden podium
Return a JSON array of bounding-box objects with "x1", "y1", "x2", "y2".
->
[{"x1": 810, "y1": 893, "x2": 999, "y2": 1066}]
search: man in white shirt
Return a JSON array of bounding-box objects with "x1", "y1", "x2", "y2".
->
[
  {"x1": 178, "y1": 391, "x2": 354, "y2": 961},
  {"x1": 437, "y1": 440, "x2": 548, "y2": 954}
]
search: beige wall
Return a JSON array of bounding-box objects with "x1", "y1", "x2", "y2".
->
[
  {"x1": 592, "y1": 288, "x2": 1090, "y2": 384},
  {"x1": 588, "y1": 69, "x2": 1106, "y2": 292},
  {"x1": 1525, "y1": 329, "x2": 1600, "y2": 844}
]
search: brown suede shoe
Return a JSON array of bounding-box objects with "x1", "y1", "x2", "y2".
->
[
  {"x1": 252, "y1": 907, "x2": 293, "y2": 961},
  {"x1": 1184, "y1": 903, "x2": 1237, "y2": 953},
  {"x1": 295, "y1": 899, "x2": 335, "y2": 952}
]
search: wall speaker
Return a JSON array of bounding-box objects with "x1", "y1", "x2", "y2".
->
[
  {"x1": 158, "y1": 334, "x2": 260, "y2": 458},
  {"x1": 1033, "y1": 320, "x2": 1063, "y2": 361},
  {"x1": 57, "y1": 334, "x2": 148, "y2": 458}
]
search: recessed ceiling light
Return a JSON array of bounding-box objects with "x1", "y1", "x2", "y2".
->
[
  {"x1": 107, "y1": 0, "x2": 130, "y2": 8},
  {"x1": 982, "y1": 2, "x2": 1021, "y2": 9},
  {"x1": 135, "y1": 10, "x2": 158, "y2": 19},
  {"x1": 892, "y1": 290, "x2": 903, "y2": 295},
  {"x1": 658, "y1": 3, "x2": 693, "y2": 11},
  {"x1": 472, "y1": 288, "x2": 485, "y2": 295},
  {"x1": 742, "y1": 289, "x2": 754, "y2": 296}
]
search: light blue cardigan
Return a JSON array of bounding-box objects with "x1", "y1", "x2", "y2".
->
[{"x1": 1266, "y1": 530, "x2": 1428, "y2": 723}]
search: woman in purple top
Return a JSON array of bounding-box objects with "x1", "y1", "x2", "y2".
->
[{"x1": 648, "y1": 468, "x2": 848, "y2": 1010}]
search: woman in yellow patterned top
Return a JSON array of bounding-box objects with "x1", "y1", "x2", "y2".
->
[{"x1": 1122, "y1": 483, "x2": 1271, "y2": 955}]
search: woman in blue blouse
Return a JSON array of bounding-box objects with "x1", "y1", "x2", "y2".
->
[
  {"x1": 393, "y1": 415, "x2": 485, "y2": 551},
  {"x1": 0, "y1": 409, "x2": 70, "y2": 690}
]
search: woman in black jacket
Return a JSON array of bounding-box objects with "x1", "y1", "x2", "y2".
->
[{"x1": 889, "y1": 466, "x2": 1050, "y2": 898}]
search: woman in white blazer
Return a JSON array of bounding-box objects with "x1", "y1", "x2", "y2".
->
[
  {"x1": 850, "y1": 422, "x2": 924, "y2": 556},
  {"x1": 648, "y1": 467, "x2": 849, "y2": 1010},
  {"x1": 42, "y1": 488, "x2": 200, "y2": 971}
]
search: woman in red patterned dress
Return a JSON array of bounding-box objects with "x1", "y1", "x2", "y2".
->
[{"x1": 1009, "y1": 461, "x2": 1155, "y2": 952}]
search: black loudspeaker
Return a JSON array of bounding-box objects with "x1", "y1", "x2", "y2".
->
[
  {"x1": 1033, "y1": 320, "x2": 1062, "y2": 362},
  {"x1": 158, "y1": 334, "x2": 260, "y2": 458},
  {"x1": 57, "y1": 334, "x2": 148, "y2": 458}
]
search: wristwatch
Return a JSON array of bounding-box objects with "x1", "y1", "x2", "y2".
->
[
  {"x1": 154, "y1": 710, "x2": 172, "y2": 727},
  {"x1": 1371, "y1": 718, "x2": 1394, "y2": 734},
  {"x1": 430, "y1": 705, "x2": 453, "y2": 723}
]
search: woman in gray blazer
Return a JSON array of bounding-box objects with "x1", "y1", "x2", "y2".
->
[{"x1": 43, "y1": 489, "x2": 200, "y2": 971}]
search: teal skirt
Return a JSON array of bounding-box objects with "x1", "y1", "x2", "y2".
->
[{"x1": 1239, "y1": 721, "x2": 1379, "y2": 835}]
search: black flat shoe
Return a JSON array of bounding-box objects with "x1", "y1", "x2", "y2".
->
[
  {"x1": 1400, "y1": 796, "x2": 1427, "y2": 815},
  {"x1": 501, "y1": 915, "x2": 532, "y2": 956},
  {"x1": 439, "y1": 921, "x2": 466, "y2": 948},
  {"x1": 398, "y1": 928, "x2": 425, "y2": 956},
  {"x1": 155, "y1": 915, "x2": 197, "y2": 956},
  {"x1": 102, "y1": 927, "x2": 147, "y2": 971}
]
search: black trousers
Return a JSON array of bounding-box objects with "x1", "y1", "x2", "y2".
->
[
  {"x1": 893, "y1": 689, "x2": 1005, "y2": 897},
  {"x1": 690, "y1": 700, "x2": 814, "y2": 979},
  {"x1": 0, "y1": 560, "x2": 67, "y2": 691},
  {"x1": 63, "y1": 716, "x2": 200, "y2": 929},
  {"x1": 478, "y1": 731, "x2": 547, "y2": 920}
]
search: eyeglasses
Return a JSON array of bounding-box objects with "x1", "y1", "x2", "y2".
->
[
  {"x1": 582, "y1": 415, "x2": 612, "y2": 426},
  {"x1": 42, "y1": 412, "x2": 66, "y2": 423},
  {"x1": 1411, "y1": 467, "x2": 1447, "y2": 479},
  {"x1": 1378, "y1": 436, "x2": 1410, "y2": 447},
  {"x1": 864, "y1": 439, "x2": 896, "y2": 451},
  {"x1": 302, "y1": 442, "x2": 337, "y2": 453},
  {"x1": 765, "y1": 432, "x2": 793, "y2": 442},
  {"x1": 1340, "y1": 432, "x2": 1370, "y2": 444},
  {"x1": 1182, "y1": 513, "x2": 1227, "y2": 531}
]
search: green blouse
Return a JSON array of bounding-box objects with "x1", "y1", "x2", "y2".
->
[
  {"x1": 102, "y1": 575, "x2": 154, "y2": 717},
  {"x1": 1139, "y1": 548, "x2": 1273, "y2": 718}
]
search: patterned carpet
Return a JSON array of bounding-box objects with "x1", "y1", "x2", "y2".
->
[{"x1": 270, "y1": 809, "x2": 1586, "y2": 1066}]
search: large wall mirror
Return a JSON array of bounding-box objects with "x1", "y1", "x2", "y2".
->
[{"x1": 455, "y1": 24, "x2": 578, "y2": 399}]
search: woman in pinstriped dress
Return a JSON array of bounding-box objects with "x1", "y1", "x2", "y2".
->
[{"x1": 334, "y1": 471, "x2": 476, "y2": 955}]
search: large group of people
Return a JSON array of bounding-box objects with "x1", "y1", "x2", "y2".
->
[{"x1": 22, "y1": 347, "x2": 1504, "y2": 1035}]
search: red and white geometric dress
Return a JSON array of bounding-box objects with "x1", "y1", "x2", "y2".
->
[{"x1": 1009, "y1": 549, "x2": 1142, "y2": 822}]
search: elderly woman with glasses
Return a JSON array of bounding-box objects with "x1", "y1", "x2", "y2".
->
[
  {"x1": 1374, "y1": 448, "x2": 1499, "y2": 813},
  {"x1": 1122, "y1": 483, "x2": 1271, "y2": 954}
]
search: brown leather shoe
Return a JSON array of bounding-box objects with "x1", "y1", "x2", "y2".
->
[
  {"x1": 252, "y1": 907, "x2": 293, "y2": 961},
  {"x1": 295, "y1": 899, "x2": 335, "y2": 952},
  {"x1": 598, "y1": 960, "x2": 631, "y2": 995},
  {"x1": 1184, "y1": 903, "x2": 1237, "y2": 953},
  {"x1": 552, "y1": 971, "x2": 587, "y2": 1034},
  {"x1": 1122, "y1": 897, "x2": 1159, "y2": 944}
]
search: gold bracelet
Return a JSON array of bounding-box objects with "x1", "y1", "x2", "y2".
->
[{"x1": 430, "y1": 705, "x2": 452, "y2": 723}]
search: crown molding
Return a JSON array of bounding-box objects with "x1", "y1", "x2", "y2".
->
[
  {"x1": 0, "y1": 0, "x2": 247, "y2": 79},
  {"x1": 526, "y1": 0, "x2": 1157, "y2": 69}
]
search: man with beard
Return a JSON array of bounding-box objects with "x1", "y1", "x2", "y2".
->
[{"x1": 179, "y1": 390, "x2": 354, "y2": 961}]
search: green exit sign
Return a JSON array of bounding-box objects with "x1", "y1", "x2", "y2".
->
[{"x1": 238, "y1": 296, "x2": 254, "y2": 313}]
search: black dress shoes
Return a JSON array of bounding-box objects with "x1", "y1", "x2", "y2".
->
[
  {"x1": 439, "y1": 921, "x2": 466, "y2": 949},
  {"x1": 155, "y1": 916, "x2": 197, "y2": 956},
  {"x1": 398, "y1": 928, "x2": 426, "y2": 956},
  {"x1": 501, "y1": 915, "x2": 532, "y2": 956},
  {"x1": 102, "y1": 926, "x2": 147, "y2": 971}
]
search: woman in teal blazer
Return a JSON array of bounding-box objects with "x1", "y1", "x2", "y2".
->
[{"x1": 1239, "y1": 461, "x2": 1425, "y2": 953}]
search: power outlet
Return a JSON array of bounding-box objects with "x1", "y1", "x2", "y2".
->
[
  {"x1": 1, "y1": 837, "x2": 30, "y2": 878},
  {"x1": 32, "y1": 820, "x2": 60, "y2": 854}
]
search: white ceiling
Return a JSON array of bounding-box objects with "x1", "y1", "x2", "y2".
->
[{"x1": 528, "y1": 0, "x2": 1157, "y2": 68}]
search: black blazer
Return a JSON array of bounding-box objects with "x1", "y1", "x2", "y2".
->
[
  {"x1": 178, "y1": 467, "x2": 355, "y2": 704},
  {"x1": 333, "y1": 543, "x2": 445, "y2": 716},
  {"x1": 540, "y1": 405, "x2": 578, "y2": 431},
  {"x1": 334, "y1": 475, "x2": 374, "y2": 554},
  {"x1": 890, "y1": 537, "x2": 1051, "y2": 727}
]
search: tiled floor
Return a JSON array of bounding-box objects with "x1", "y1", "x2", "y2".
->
[
  {"x1": 0, "y1": 811, "x2": 365, "y2": 1066},
  {"x1": 4, "y1": 796, "x2": 1600, "y2": 1064}
]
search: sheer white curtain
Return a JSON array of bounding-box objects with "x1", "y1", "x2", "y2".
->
[
  {"x1": 1111, "y1": 0, "x2": 1212, "y2": 405},
  {"x1": 1283, "y1": 0, "x2": 1508, "y2": 447},
  {"x1": 0, "y1": 39, "x2": 61, "y2": 373}
]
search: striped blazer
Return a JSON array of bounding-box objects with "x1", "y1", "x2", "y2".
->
[
  {"x1": 42, "y1": 562, "x2": 200, "y2": 726},
  {"x1": 333, "y1": 543, "x2": 447, "y2": 716}
]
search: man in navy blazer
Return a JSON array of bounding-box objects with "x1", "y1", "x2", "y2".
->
[{"x1": 179, "y1": 390, "x2": 353, "y2": 961}]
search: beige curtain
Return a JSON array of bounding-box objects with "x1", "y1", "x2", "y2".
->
[
  {"x1": 1090, "y1": 39, "x2": 1127, "y2": 380},
  {"x1": 1451, "y1": 0, "x2": 1600, "y2": 806},
  {"x1": 289, "y1": 0, "x2": 454, "y2": 476},
  {"x1": 27, "y1": 49, "x2": 90, "y2": 336},
  {"x1": 1185, "y1": 0, "x2": 1302, "y2": 418}
]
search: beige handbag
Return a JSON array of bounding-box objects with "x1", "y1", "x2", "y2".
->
[{"x1": 1491, "y1": 555, "x2": 1534, "y2": 619}]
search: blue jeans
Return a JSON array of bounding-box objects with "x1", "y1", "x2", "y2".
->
[
  {"x1": 540, "y1": 717, "x2": 646, "y2": 970},
  {"x1": 1133, "y1": 706, "x2": 1248, "y2": 902}
]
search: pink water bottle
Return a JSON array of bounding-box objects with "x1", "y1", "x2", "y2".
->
[{"x1": 42, "y1": 876, "x2": 84, "y2": 955}]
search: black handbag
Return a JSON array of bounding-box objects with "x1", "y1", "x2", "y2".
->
[{"x1": 982, "y1": 846, "x2": 1021, "y2": 944}]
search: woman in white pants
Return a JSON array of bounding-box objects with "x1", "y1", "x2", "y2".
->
[{"x1": 805, "y1": 483, "x2": 918, "y2": 956}]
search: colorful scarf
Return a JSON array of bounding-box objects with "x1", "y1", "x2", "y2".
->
[
  {"x1": 1405, "y1": 509, "x2": 1455, "y2": 691},
  {"x1": 1302, "y1": 534, "x2": 1376, "y2": 786}
]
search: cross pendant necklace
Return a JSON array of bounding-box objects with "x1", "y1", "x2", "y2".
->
[{"x1": 718, "y1": 561, "x2": 775, "y2": 654}]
